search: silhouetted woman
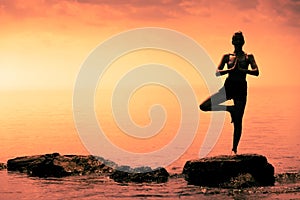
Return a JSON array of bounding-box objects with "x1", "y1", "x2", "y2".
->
[{"x1": 199, "y1": 32, "x2": 259, "y2": 154}]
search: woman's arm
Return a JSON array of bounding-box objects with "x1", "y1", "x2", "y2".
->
[
  {"x1": 238, "y1": 54, "x2": 259, "y2": 76},
  {"x1": 215, "y1": 54, "x2": 235, "y2": 76}
]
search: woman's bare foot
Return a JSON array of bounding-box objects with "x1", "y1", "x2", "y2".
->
[{"x1": 232, "y1": 148, "x2": 237, "y2": 154}]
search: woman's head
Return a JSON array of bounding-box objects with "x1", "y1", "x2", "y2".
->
[{"x1": 232, "y1": 31, "x2": 245, "y2": 46}]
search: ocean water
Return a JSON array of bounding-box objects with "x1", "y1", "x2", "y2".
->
[{"x1": 0, "y1": 86, "x2": 299, "y2": 199}]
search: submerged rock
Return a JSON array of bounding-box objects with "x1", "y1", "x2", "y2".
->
[
  {"x1": 0, "y1": 163, "x2": 7, "y2": 170},
  {"x1": 110, "y1": 166, "x2": 169, "y2": 183},
  {"x1": 276, "y1": 172, "x2": 300, "y2": 184},
  {"x1": 7, "y1": 153, "x2": 115, "y2": 178},
  {"x1": 182, "y1": 154, "x2": 275, "y2": 188}
]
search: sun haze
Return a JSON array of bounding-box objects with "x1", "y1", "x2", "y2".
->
[{"x1": 0, "y1": 0, "x2": 299, "y2": 90}]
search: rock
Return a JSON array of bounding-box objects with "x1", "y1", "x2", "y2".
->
[
  {"x1": 182, "y1": 154, "x2": 275, "y2": 188},
  {"x1": 222, "y1": 173, "x2": 257, "y2": 188},
  {"x1": 7, "y1": 153, "x2": 116, "y2": 178},
  {"x1": 0, "y1": 163, "x2": 7, "y2": 170},
  {"x1": 6, "y1": 153, "x2": 169, "y2": 183},
  {"x1": 275, "y1": 172, "x2": 300, "y2": 184},
  {"x1": 110, "y1": 166, "x2": 169, "y2": 183}
]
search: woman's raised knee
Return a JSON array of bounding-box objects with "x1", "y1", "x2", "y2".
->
[{"x1": 199, "y1": 103, "x2": 210, "y2": 111}]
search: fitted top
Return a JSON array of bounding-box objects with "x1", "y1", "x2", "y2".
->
[{"x1": 226, "y1": 53, "x2": 249, "y2": 82}]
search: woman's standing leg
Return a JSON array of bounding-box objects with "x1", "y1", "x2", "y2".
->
[{"x1": 232, "y1": 97, "x2": 247, "y2": 153}]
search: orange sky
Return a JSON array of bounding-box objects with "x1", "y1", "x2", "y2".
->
[
  {"x1": 0, "y1": 0, "x2": 300, "y2": 168},
  {"x1": 0, "y1": 0, "x2": 300, "y2": 90}
]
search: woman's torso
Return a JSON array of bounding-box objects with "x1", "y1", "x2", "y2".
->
[{"x1": 227, "y1": 53, "x2": 249, "y2": 81}]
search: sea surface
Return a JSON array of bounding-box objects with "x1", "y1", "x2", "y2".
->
[{"x1": 0, "y1": 86, "x2": 300, "y2": 199}]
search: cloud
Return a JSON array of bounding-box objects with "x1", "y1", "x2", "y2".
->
[
  {"x1": 74, "y1": 0, "x2": 189, "y2": 20},
  {"x1": 279, "y1": 0, "x2": 300, "y2": 27},
  {"x1": 1, "y1": 0, "x2": 300, "y2": 29},
  {"x1": 0, "y1": 0, "x2": 188, "y2": 22},
  {"x1": 231, "y1": 0, "x2": 259, "y2": 10},
  {"x1": 257, "y1": 0, "x2": 300, "y2": 28},
  {"x1": 76, "y1": 0, "x2": 182, "y2": 7},
  {"x1": 0, "y1": 0, "x2": 54, "y2": 18}
]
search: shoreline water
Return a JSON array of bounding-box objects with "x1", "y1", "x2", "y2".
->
[
  {"x1": 1, "y1": 87, "x2": 300, "y2": 174},
  {"x1": 1, "y1": 87, "x2": 299, "y2": 199},
  {"x1": 1, "y1": 169, "x2": 300, "y2": 200},
  {"x1": 1, "y1": 153, "x2": 300, "y2": 199}
]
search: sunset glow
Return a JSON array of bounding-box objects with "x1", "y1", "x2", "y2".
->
[
  {"x1": 1, "y1": 0, "x2": 300, "y2": 173},
  {"x1": 1, "y1": 2, "x2": 300, "y2": 199},
  {"x1": 0, "y1": 0, "x2": 299, "y2": 90}
]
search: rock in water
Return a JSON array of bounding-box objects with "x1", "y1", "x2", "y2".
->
[
  {"x1": 6, "y1": 153, "x2": 169, "y2": 183},
  {"x1": 7, "y1": 153, "x2": 115, "y2": 178},
  {"x1": 182, "y1": 154, "x2": 275, "y2": 188},
  {"x1": 110, "y1": 166, "x2": 169, "y2": 183},
  {"x1": 0, "y1": 163, "x2": 7, "y2": 170}
]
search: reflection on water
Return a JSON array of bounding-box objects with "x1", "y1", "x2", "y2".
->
[
  {"x1": 1, "y1": 171, "x2": 300, "y2": 200},
  {"x1": 0, "y1": 87, "x2": 300, "y2": 172}
]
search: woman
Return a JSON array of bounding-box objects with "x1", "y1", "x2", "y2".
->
[{"x1": 199, "y1": 32, "x2": 259, "y2": 154}]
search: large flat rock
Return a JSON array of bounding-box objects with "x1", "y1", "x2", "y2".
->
[{"x1": 182, "y1": 154, "x2": 275, "y2": 188}]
